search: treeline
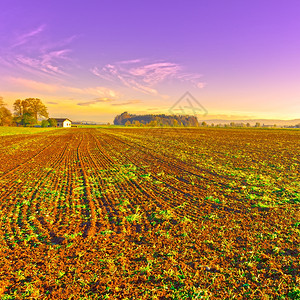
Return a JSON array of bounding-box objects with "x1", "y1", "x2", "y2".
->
[
  {"x1": 0, "y1": 97, "x2": 12, "y2": 126},
  {"x1": 0, "y1": 97, "x2": 51, "y2": 127},
  {"x1": 114, "y1": 112, "x2": 199, "y2": 127}
]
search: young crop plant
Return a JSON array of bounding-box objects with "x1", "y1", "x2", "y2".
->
[
  {"x1": 126, "y1": 206, "x2": 144, "y2": 223},
  {"x1": 158, "y1": 209, "x2": 174, "y2": 220}
]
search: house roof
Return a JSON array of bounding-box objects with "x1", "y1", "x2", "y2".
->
[{"x1": 50, "y1": 118, "x2": 72, "y2": 122}]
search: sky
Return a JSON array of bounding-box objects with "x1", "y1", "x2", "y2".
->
[{"x1": 0, "y1": 0, "x2": 300, "y2": 122}]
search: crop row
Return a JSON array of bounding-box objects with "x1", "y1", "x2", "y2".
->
[{"x1": 0, "y1": 128, "x2": 299, "y2": 299}]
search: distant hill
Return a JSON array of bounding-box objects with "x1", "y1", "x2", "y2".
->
[
  {"x1": 201, "y1": 119, "x2": 300, "y2": 127},
  {"x1": 72, "y1": 121, "x2": 106, "y2": 125},
  {"x1": 114, "y1": 112, "x2": 199, "y2": 127}
]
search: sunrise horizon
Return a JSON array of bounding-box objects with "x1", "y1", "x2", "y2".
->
[{"x1": 1, "y1": 1, "x2": 300, "y2": 123}]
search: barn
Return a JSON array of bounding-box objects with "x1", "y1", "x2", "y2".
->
[{"x1": 54, "y1": 118, "x2": 72, "y2": 128}]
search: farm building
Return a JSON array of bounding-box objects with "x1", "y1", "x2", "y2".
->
[{"x1": 53, "y1": 118, "x2": 72, "y2": 128}]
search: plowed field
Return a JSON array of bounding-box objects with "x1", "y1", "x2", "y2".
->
[{"x1": 0, "y1": 128, "x2": 299, "y2": 299}]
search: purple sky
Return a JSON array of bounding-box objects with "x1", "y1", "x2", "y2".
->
[{"x1": 1, "y1": 0, "x2": 300, "y2": 122}]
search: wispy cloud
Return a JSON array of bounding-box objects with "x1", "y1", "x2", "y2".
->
[
  {"x1": 12, "y1": 24, "x2": 46, "y2": 48},
  {"x1": 128, "y1": 62, "x2": 180, "y2": 84},
  {"x1": 111, "y1": 99, "x2": 142, "y2": 106},
  {"x1": 91, "y1": 59, "x2": 206, "y2": 95},
  {"x1": 1, "y1": 25, "x2": 76, "y2": 78},
  {"x1": 117, "y1": 59, "x2": 143, "y2": 65},
  {"x1": 66, "y1": 86, "x2": 118, "y2": 98},
  {"x1": 14, "y1": 53, "x2": 68, "y2": 76},
  {"x1": 14, "y1": 49, "x2": 72, "y2": 77},
  {"x1": 77, "y1": 98, "x2": 115, "y2": 106}
]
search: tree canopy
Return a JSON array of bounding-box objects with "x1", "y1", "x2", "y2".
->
[
  {"x1": 0, "y1": 97, "x2": 13, "y2": 126},
  {"x1": 13, "y1": 98, "x2": 48, "y2": 126},
  {"x1": 48, "y1": 118, "x2": 57, "y2": 127},
  {"x1": 114, "y1": 112, "x2": 199, "y2": 127}
]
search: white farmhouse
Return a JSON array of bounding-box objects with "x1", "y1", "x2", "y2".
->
[{"x1": 54, "y1": 118, "x2": 72, "y2": 128}]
